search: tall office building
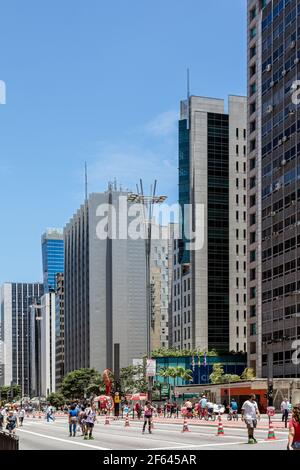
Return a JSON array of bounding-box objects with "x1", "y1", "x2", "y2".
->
[
  {"x1": 247, "y1": 0, "x2": 300, "y2": 378},
  {"x1": 64, "y1": 188, "x2": 147, "y2": 374},
  {"x1": 30, "y1": 292, "x2": 56, "y2": 397},
  {"x1": 55, "y1": 273, "x2": 64, "y2": 390},
  {"x1": 42, "y1": 228, "x2": 64, "y2": 293},
  {"x1": 173, "y1": 95, "x2": 247, "y2": 353},
  {"x1": 0, "y1": 282, "x2": 44, "y2": 395},
  {"x1": 150, "y1": 225, "x2": 169, "y2": 349}
]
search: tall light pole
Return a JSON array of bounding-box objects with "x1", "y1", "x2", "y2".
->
[
  {"x1": 128, "y1": 180, "x2": 167, "y2": 401},
  {"x1": 31, "y1": 303, "x2": 43, "y2": 412}
]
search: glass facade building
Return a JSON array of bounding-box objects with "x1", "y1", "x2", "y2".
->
[
  {"x1": 247, "y1": 0, "x2": 300, "y2": 378},
  {"x1": 172, "y1": 95, "x2": 247, "y2": 354},
  {"x1": 42, "y1": 229, "x2": 64, "y2": 293}
]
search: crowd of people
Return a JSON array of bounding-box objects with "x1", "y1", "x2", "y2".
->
[
  {"x1": 1, "y1": 395, "x2": 300, "y2": 449},
  {"x1": 0, "y1": 406, "x2": 26, "y2": 435}
]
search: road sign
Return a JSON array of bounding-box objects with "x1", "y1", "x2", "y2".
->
[
  {"x1": 267, "y1": 406, "x2": 276, "y2": 417},
  {"x1": 146, "y1": 359, "x2": 156, "y2": 377}
]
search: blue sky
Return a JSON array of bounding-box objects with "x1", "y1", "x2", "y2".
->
[{"x1": 0, "y1": 0, "x2": 246, "y2": 283}]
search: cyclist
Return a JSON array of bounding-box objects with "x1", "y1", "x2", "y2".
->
[
  {"x1": 228, "y1": 398, "x2": 239, "y2": 421},
  {"x1": 199, "y1": 395, "x2": 207, "y2": 419}
]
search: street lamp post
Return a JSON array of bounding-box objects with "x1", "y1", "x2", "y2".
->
[{"x1": 128, "y1": 180, "x2": 167, "y2": 402}]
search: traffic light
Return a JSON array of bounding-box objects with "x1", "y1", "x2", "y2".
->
[{"x1": 267, "y1": 383, "x2": 274, "y2": 406}]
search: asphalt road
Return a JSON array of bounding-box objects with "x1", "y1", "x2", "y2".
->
[{"x1": 15, "y1": 417, "x2": 289, "y2": 451}]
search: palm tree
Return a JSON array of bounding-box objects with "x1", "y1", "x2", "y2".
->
[{"x1": 159, "y1": 366, "x2": 193, "y2": 400}]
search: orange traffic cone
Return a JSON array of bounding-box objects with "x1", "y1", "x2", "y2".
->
[
  {"x1": 216, "y1": 414, "x2": 224, "y2": 436},
  {"x1": 181, "y1": 416, "x2": 190, "y2": 433},
  {"x1": 104, "y1": 414, "x2": 110, "y2": 425},
  {"x1": 266, "y1": 418, "x2": 277, "y2": 440},
  {"x1": 125, "y1": 414, "x2": 130, "y2": 427}
]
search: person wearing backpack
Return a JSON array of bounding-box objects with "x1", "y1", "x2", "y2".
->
[{"x1": 68, "y1": 404, "x2": 78, "y2": 437}]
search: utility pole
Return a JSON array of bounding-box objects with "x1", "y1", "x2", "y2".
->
[{"x1": 128, "y1": 181, "x2": 167, "y2": 401}]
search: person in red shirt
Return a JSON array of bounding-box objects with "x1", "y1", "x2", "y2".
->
[{"x1": 288, "y1": 404, "x2": 300, "y2": 450}]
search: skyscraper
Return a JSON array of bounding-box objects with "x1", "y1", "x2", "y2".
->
[
  {"x1": 173, "y1": 95, "x2": 247, "y2": 353},
  {"x1": 247, "y1": 0, "x2": 300, "y2": 378},
  {"x1": 0, "y1": 282, "x2": 44, "y2": 395},
  {"x1": 64, "y1": 188, "x2": 147, "y2": 374},
  {"x1": 150, "y1": 225, "x2": 169, "y2": 350},
  {"x1": 42, "y1": 228, "x2": 64, "y2": 293},
  {"x1": 55, "y1": 273, "x2": 64, "y2": 391}
]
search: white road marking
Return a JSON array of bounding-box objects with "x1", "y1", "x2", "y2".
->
[
  {"x1": 17, "y1": 429, "x2": 110, "y2": 450},
  {"x1": 150, "y1": 438, "x2": 287, "y2": 450}
]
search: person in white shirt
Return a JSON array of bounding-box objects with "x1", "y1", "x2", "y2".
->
[
  {"x1": 18, "y1": 408, "x2": 25, "y2": 427},
  {"x1": 241, "y1": 394, "x2": 260, "y2": 444},
  {"x1": 281, "y1": 397, "x2": 290, "y2": 429}
]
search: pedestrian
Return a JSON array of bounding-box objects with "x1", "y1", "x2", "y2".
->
[
  {"x1": 288, "y1": 403, "x2": 300, "y2": 450},
  {"x1": 46, "y1": 404, "x2": 54, "y2": 422},
  {"x1": 6, "y1": 410, "x2": 17, "y2": 435},
  {"x1": 84, "y1": 403, "x2": 96, "y2": 440},
  {"x1": 135, "y1": 402, "x2": 142, "y2": 420},
  {"x1": 199, "y1": 395, "x2": 207, "y2": 419},
  {"x1": 78, "y1": 406, "x2": 87, "y2": 436},
  {"x1": 142, "y1": 401, "x2": 154, "y2": 434},
  {"x1": 241, "y1": 394, "x2": 260, "y2": 445},
  {"x1": 281, "y1": 397, "x2": 291, "y2": 429},
  {"x1": 18, "y1": 408, "x2": 25, "y2": 427},
  {"x1": 0, "y1": 407, "x2": 4, "y2": 431},
  {"x1": 68, "y1": 404, "x2": 78, "y2": 437}
]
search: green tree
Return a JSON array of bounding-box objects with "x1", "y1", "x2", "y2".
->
[
  {"x1": 61, "y1": 369, "x2": 102, "y2": 400},
  {"x1": 209, "y1": 364, "x2": 225, "y2": 384},
  {"x1": 159, "y1": 366, "x2": 192, "y2": 398},
  {"x1": 241, "y1": 367, "x2": 256, "y2": 380},
  {"x1": 47, "y1": 393, "x2": 65, "y2": 408},
  {"x1": 0, "y1": 384, "x2": 21, "y2": 402},
  {"x1": 119, "y1": 365, "x2": 147, "y2": 394}
]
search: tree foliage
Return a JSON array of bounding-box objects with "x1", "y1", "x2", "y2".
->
[
  {"x1": 151, "y1": 348, "x2": 218, "y2": 358},
  {"x1": 0, "y1": 384, "x2": 21, "y2": 401},
  {"x1": 47, "y1": 393, "x2": 65, "y2": 408},
  {"x1": 209, "y1": 364, "x2": 242, "y2": 384},
  {"x1": 119, "y1": 365, "x2": 147, "y2": 394},
  {"x1": 241, "y1": 367, "x2": 256, "y2": 380},
  {"x1": 61, "y1": 369, "x2": 103, "y2": 399}
]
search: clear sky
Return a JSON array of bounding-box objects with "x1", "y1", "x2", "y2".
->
[{"x1": 0, "y1": 0, "x2": 246, "y2": 284}]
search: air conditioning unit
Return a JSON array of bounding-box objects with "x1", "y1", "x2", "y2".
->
[
  {"x1": 289, "y1": 108, "x2": 296, "y2": 116},
  {"x1": 271, "y1": 211, "x2": 276, "y2": 217},
  {"x1": 273, "y1": 232, "x2": 279, "y2": 237},
  {"x1": 270, "y1": 81, "x2": 275, "y2": 87},
  {"x1": 267, "y1": 105, "x2": 273, "y2": 113},
  {"x1": 290, "y1": 40, "x2": 296, "y2": 49},
  {"x1": 275, "y1": 182, "x2": 282, "y2": 191},
  {"x1": 266, "y1": 64, "x2": 272, "y2": 72},
  {"x1": 294, "y1": 57, "x2": 300, "y2": 65},
  {"x1": 278, "y1": 139, "x2": 283, "y2": 146},
  {"x1": 292, "y1": 200, "x2": 296, "y2": 206},
  {"x1": 282, "y1": 69, "x2": 287, "y2": 77},
  {"x1": 282, "y1": 136, "x2": 288, "y2": 142},
  {"x1": 281, "y1": 159, "x2": 287, "y2": 167}
]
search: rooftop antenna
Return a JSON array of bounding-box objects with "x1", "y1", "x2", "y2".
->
[
  {"x1": 187, "y1": 68, "x2": 190, "y2": 130},
  {"x1": 85, "y1": 161, "x2": 88, "y2": 203}
]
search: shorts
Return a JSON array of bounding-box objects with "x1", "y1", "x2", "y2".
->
[
  {"x1": 245, "y1": 418, "x2": 257, "y2": 429},
  {"x1": 85, "y1": 422, "x2": 94, "y2": 428}
]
